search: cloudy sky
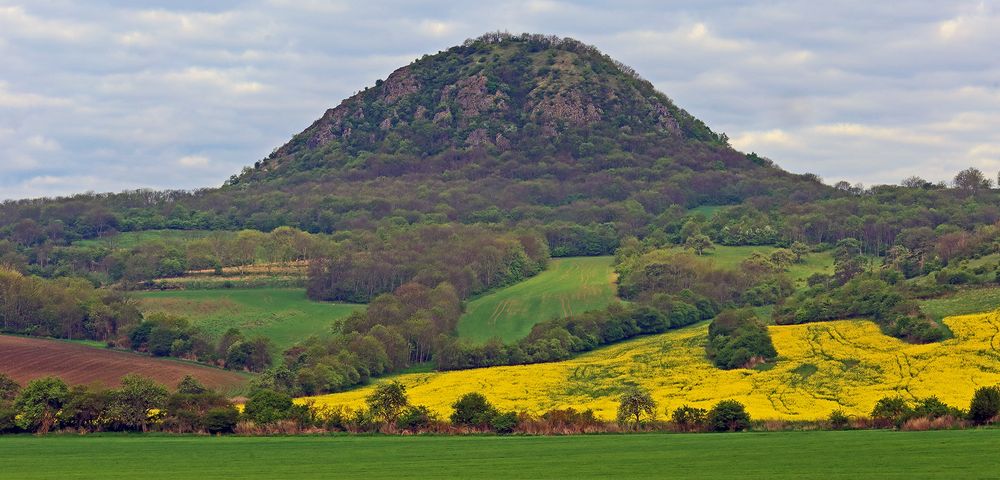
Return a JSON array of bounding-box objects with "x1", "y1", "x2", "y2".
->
[{"x1": 1, "y1": 1, "x2": 998, "y2": 199}]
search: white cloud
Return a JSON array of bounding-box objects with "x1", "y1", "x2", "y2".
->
[
  {"x1": 178, "y1": 155, "x2": 210, "y2": 168},
  {"x1": 0, "y1": 82, "x2": 71, "y2": 108},
  {"x1": 730, "y1": 129, "x2": 800, "y2": 150},
  {"x1": 24, "y1": 135, "x2": 59, "y2": 151},
  {"x1": 419, "y1": 20, "x2": 457, "y2": 38}
]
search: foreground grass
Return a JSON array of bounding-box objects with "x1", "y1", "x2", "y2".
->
[
  {"x1": 458, "y1": 257, "x2": 619, "y2": 343},
  {"x1": 138, "y1": 288, "x2": 363, "y2": 351},
  {"x1": 2, "y1": 430, "x2": 999, "y2": 479}
]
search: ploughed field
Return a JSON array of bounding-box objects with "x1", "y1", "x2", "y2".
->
[
  {"x1": 2, "y1": 430, "x2": 999, "y2": 479},
  {"x1": 0, "y1": 335, "x2": 249, "y2": 392},
  {"x1": 457, "y1": 256, "x2": 619, "y2": 342},
  {"x1": 304, "y1": 310, "x2": 1000, "y2": 421},
  {"x1": 137, "y1": 288, "x2": 363, "y2": 352}
]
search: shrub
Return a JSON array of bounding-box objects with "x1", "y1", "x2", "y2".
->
[
  {"x1": 243, "y1": 389, "x2": 294, "y2": 424},
  {"x1": 450, "y1": 392, "x2": 497, "y2": 428},
  {"x1": 828, "y1": 409, "x2": 850, "y2": 430},
  {"x1": 205, "y1": 406, "x2": 240, "y2": 434},
  {"x1": 871, "y1": 396, "x2": 912, "y2": 428},
  {"x1": 366, "y1": 381, "x2": 409, "y2": 428},
  {"x1": 396, "y1": 405, "x2": 435, "y2": 431},
  {"x1": 670, "y1": 405, "x2": 707, "y2": 432},
  {"x1": 490, "y1": 411, "x2": 519, "y2": 434},
  {"x1": 969, "y1": 386, "x2": 1000, "y2": 425},
  {"x1": 706, "y1": 400, "x2": 751, "y2": 432}
]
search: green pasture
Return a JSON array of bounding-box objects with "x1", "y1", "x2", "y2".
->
[
  {"x1": 2, "y1": 430, "x2": 998, "y2": 479},
  {"x1": 458, "y1": 257, "x2": 619, "y2": 343},
  {"x1": 137, "y1": 288, "x2": 363, "y2": 351}
]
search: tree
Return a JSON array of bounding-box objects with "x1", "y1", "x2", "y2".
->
[
  {"x1": 953, "y1": 167, "x2": 991, "y2": 192},
  {"x1": 366, "y1": 381, "x2": 409, "y2": 429},
  {"x1": 684, "y1": 234, "x2": 714, "y2": 256},
  {"x1": 670, "y1": 405, "x2": 707, "y2": 432},
  {"x1": 968, "y1": 386, "x2": 1000, "y2": 425},
  {"x1": 616, "y1": 385, "x2": 656, "y2": 430},
  {"x1": 13, "y1": 377, "x2": 69, "y2": 433},
  {"x1": 450, "y1": 392, "x2": 497, "y2": 428},
  {"x1": 176, "y1": 375, "x2": 208, "y2": 395},
  {"x1": 871, "y1": 396, "x2": 912, "y2": 428},
  {"x1": 108, "y1": 374, "x2": 168, "y2": 432},
  {"x1": 243, "y1": 389, "x2": 293, "y2": 424},
  {"x1": 0, "y1": 373, "x2": 19, "y2": 402},
  {"x1": 789, "y1": 242, "x2": 809, "y2": 263},
  {"x1": 706, "y1": 399, "x2": 751, "y2": 432}
]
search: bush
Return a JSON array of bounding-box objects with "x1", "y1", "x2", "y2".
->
[
  {"x1": 871, "y1": 396, "x2": 912, "y2": 428},
  {"x1": 396, "y1": 405, "x2": 435, "y2": 431},
  {"x1": 205, "y1": 406, "x2": 240, "y2": 434},
  {"x1": 968, "y1": 386, "x2": 1000, "y2": 425},
  {"x1": 828, "y1": 409, "x2": 850, "y2": 430},
  {"x1": 670, "y1": 405, "x2": 707, "y2": 432},
  {"x1": 450, "y1": 392, "x2": 497, "y2": 428},
  {"x1": 243, "y1": 389, "x2": 294, "y2": 424},
  {"x1": 706, "y1": 309, "x2": 776, "y2": 369},
  {"x1": 490, "y1": 411, "x2": 519, "y2": 434},
  {"x1": 706, "y1": 400, "x2": 751, "y2": 432}
]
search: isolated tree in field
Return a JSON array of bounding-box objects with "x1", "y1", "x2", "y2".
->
[
  {"x1": 366, "y1": 381, "x2": 409, "y2": 428},
  {"x1": 109, "y1": 374, "x2": 168, "y2": 432},
  {"x1": 968, "y1": 386, "x2": 1000, "y2": 425},
  {"x1": 13, "y1": 377, "x2": 69, "y2": 433},
  {"x1": 706, "y1": 400, "x2": 751, "y2": 432},
  {"x1": 616, "y1": 385, "x2": 656, "y2": 430},
  {"x1": 670, "y1": 405, "x2": 707, "y2": 432},
  {"x1": 953, "y1": 167, "x2": 991, "y2": 192},
  {"x1": 176, "y1": 375, "x2": 208, "y2": 395},
  {"x1": 243, "y1": 389, "x2": 294, "y2": 424},
  {"x1": 789, "y1": 242, "x2": 809, "y2": 263},
  {"x1": 684, "y1": 234, "x2": 713, "y2": 256}
]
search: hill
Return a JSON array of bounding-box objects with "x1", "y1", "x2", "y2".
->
[
  {"x1": 302, "y1": 309, "x2": 1000, "y2": 420},
  {"x1": 0, "y1": 335, "x2": 249, "y2": 393}
]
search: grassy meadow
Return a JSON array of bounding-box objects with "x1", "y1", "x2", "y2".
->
[
  {"x1": 304, "y1": 310, "x2": 1000, "y2": 421},
  {"x1": 3, "y1": 430, "x2": 999, "y2": 479},
  {"x1": 458, "y1": 256, "x2": 619, "y2": 342},
  {"x1": 920, "y1": 286, "x2": 1000, "y2": 321},
  {"x1": 73, "y1": 229, "x2": 216, "y2": 248},
  {"x1": 137, "y1": 288, "x2": 362, "y2": 351}
]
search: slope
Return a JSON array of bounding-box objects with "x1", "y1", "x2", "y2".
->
[
  {"x1": 0, "y1": 335, "x2": 249, "y2": 393},
  {"x1": 302, "y1": 310, "x2": 1000, "y2": 420},
  {"x1": 457, "y1": 256, "x2": 618, "y2": 343},
  {"x1": 137, "y1": 288, "x2": 363, "y2": 351}
]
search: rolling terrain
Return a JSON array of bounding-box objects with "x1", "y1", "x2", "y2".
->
[
  {"x1": 457, "y1": 256, "x2": 619, "y2": 342},
  {"x1": 303, "y1": 309, "x2": 1000, "y2": 420},
  {"x1": 137, "y1": 288, "x2": 363, "y2": 351},
  {"x1": 0, "y1": 335, "x2": 249, "y2": 392}
]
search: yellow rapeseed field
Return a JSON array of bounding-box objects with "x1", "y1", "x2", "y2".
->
[{"x1": 300, "y1": 310, "x2": 1000, "y2": 420}]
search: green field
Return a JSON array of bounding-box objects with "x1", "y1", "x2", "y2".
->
[
  {"x1": 662, "y1": 245, "x2": 834, "y2": 288},
  {"x1": 137, "y1": 288, "x2": 363, "y2": 351},
  {"x1": 73, "y1": 229, "x2": 216, "y2": 248},
  {"x1": 920, "y1": 286, "x2": 1000, "y2": 321},
  {"x1": 2, "y1": 430, "x2": 999, "y2": 479},
  {"x1": 458, "y1": 257, "x2": 619, "y2": 343}
]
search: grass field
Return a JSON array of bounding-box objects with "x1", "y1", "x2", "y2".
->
[
  {"x1": 921, "y1": 286, "x2": 1000, "y2": 321},
  {"x1": 2, "y1": 430, "x2": 999, "y2": 479},
  {"x1": 73, "y1": 229, "x2": 216, "y2": 248},
  {"x1": 0, "y1": 335, "x2": 249, "y2": 393},
  {"x1": 138, "y1": 288, "x2": 363, "y2": 351},
  {"x1": 678, "y1": 245, "x2": 834, "y2": 286},
  {"x1": 305, "y1": 310, "x2": 1000, "y2": 421},
  {"x1": 457, "y1": 257, "x2": 619, "y2": 343}
]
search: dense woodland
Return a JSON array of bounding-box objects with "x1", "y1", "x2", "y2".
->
[{"x1": 0, "y1": 34, "x2": 999, "y2": 396}]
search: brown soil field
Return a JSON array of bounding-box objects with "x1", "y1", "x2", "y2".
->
[{"x1": 0, "y1": 335, "x2": 249, "y2": 392}]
